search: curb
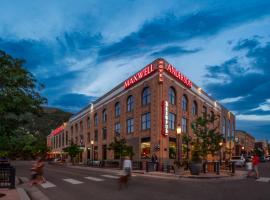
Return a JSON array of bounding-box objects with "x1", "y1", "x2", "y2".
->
[
  {"x1": 18, "y1": 177, "x2": 50, "y2": 200},
  {"x1": 17, "y1": 188, "x2": 31, "y2": 200}
]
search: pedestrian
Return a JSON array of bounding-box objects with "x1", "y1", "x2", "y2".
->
[
  {"x1": 119, "y1": 156, "x2": 132, "y2": 189},
  {"x1": 151, "y1": 153, "x2": 158, "y2": 171},
  {"x1": 246, "y1": 157, "x2": 253, "y2": 177},
  {"x1": 30, "y1": 157, "x2": 46, "y2": 186},
  {"x1": 252, "y1": 154, "x2": 260, "y2": 179}
]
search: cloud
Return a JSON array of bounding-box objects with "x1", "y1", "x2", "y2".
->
[
  {"x1": 150, "y1": 46, "x2": 201, "y2": 57},
  {"x1": 97, "y1": 1, "x2": 270, "y2": 61},
  {"x1": 219, "y1": 96, "x2": 245, "y2": 104},
  {"x1": 52, "y1": 93, "x2": 97, "y2": 113},
  {"x1": 205, "y1": 36, "x2": 270, "y2": 116}
]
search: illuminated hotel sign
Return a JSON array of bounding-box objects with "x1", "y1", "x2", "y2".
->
[
  {"x1": 124, "y1": 64, "x2": 155, "y2": 89},
  {"x1": 161, "y1": 101, "x2": 169, "y2": 136},
  {"x1": 165, "y1": 64, "x2": 192, "y2": 88},
  {"x1": 51, "y1": 124, "x2": 65, "y2": 136}
]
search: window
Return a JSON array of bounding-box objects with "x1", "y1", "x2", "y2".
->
[
  {"x1": 94, "y1": 113, "x2": 98, "y2": 126},
  {"x1": 87, "y1": 117, "x2": 90, "y2": 128},
  {"x1": 169, "y1": 113, "x2": 176, "y2": 130},
  {"x1": 94, "y1": 130, "x2": 98, "y2": 142},
  {"x1": 210, "y1": 111, "x2": 214, "y2": 120},
  {"x1": 142, "y1": 87, "x2": 150, "y2": 105},
  {"x1": 127, "y1": 118, "x2": 134, "y2": 134},
  {"x1": 75, "y1": 124, "x2": 78, "y2": 133},
  {"x1": 202, "y1": 106, "x2": 207, "y2": 117},
  {"x1": 102, "y1": 109, "x2": 107, "y2": 123},
  {"x1": 169, "y1": 138, "x2": 176, "y2": 159},
  {"x1": 127, "y1": 95, "x2": 134, "y2": 112},
  {"x1": 115, "y1": 102, "x2": 120, "y2": 117},
  {"x1": 141, "y1": 137, "x2": 151, "y2": 159},
  {"x1": 66, "y1": 131, "x2": 68, "y2": 146},
  {"x1": 80, "y1": 121, "x2": 83, "y2": 133},
  {"x1": 102, "y1": 127, "x2": 107, "y2": 140},
  {"x1": 182, "y1": 95, "x2": 188, "y2": 112},
  {"x1": 87, "y1": 132, "x2": 90, "y2": 143},
  {"x1": 141, "y1": 112, "x2": 151, "y2": 130},
  {"x1": 182, "y1": 117, "x2": 187, "y2": 133},
  {"x1": 222, "y1": 117, "x2": 226, "y2": 138},
  {"x1": 192, "y1": 101, "x2": 198, "y2": 115},
  {"x1": 227, "y1": 120, "x2": 231, "y2": 141},
  {"x1": 169, "y1": 87, "x2": 176, "y2": 105},
  {"x1": 115, "y1": 123, "x2": 121, "y2": 136}
]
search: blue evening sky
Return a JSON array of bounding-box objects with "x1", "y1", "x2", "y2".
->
[{"x1": 1, "y1": 0, "x2": 270, "y2": 140}]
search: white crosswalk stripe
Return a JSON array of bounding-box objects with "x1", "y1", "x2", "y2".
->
[
  {"x1": 84, "y1": 176, "x2": 104, "y2": 182},
  {"x1": 41, "y1": 181, "x2": 56, "y2": 188},
  {"x1": 101, "y1": 174, "x2": 120, "y2": 179},
  {"x1": 256, "y1": 177, "x2": 270, "y2": 182},
  {"x1": 63, "y1": 178, "x2": 83, "y2": 184}
]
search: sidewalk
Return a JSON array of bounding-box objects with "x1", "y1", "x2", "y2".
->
[
  {"x1": 0, "y1": 189, "x2": 20, "y2": 200},
  {"x1": 67, "y1": 165, "x2": 246, "y2": 180}
]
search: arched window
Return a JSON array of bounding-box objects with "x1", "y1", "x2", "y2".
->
[
  {"x1": 169, "y1": 87, "x2": 176, "y2": 105},
  {"x1": 222, "y1": 117, "x2": 226, "y2": 138},
  {"x1": 115, "y1": 102, "x2": 120, "y2": 117},
  {"x1": 94, "y1": 113, "x2": 98, "y2": 126},
  {"x1": 182, "y1": 95, "x2": 188, "y2": 112},
  {"x1": 127, "y1": 95, "x2": 134, "y2": 112},
  {"x1": 102, "y1": 109, "x2": 107, "y2": 123},
  {"x1": 192, "y1": 101, "x2": 198, "y2": 115},
  {"x1": 142, "y1": 87, "x2": 150, "y2": 106}
]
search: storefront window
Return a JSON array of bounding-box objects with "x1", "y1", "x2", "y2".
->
[
  {"x1": 169, "y1": 138, "x2": 176, "y2": 159},
  {"x1": 141, "y1": 138, "x2": 151, "y2": 159}
]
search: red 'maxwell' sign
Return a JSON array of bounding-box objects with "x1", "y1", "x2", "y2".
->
[
  {"x1": 124, "y1": 64, "x2": 155, "y2": 89},
  {"x1": 165, "y1": 64, "x2": 192, "y2": 88},
  {"x1": 51, "y1": 125, "x2": 65, "y2": 136}
]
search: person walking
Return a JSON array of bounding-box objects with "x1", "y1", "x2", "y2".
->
[
  {"x1": 30, "y1": 157, "x2": 46, "y2": 186},
  {"x1": 119, "y1": 156, "x2": 132, "y2": 189},
  {"x1": 252, "y1": 154, "x2": 260, "y2": 179},
  {"x1": 151, "y1": 153, "x2": 158, "y2": 171}
]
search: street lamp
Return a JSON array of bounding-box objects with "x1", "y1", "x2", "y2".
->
[
  {"x1": 176, "y1": 126, "x2": 182, "y2": 163},
  {"x1": 219, "y1": 142, "x2": 223, "y2": 164},
  {"x1": 91, "y1": 140, "x2": 94, "y2": 164},
  {"x1": 241, "y1": 146, "x2": 245, "y2": 156}
]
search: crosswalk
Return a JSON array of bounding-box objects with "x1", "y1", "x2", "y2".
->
[
  {"x1": 38, "y1": 174, "x2": 125, "y2": 189},
  {"x1": 256, "y1": 177, "x2": 270, "y2": 183}
]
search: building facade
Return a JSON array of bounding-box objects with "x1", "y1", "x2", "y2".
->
[
  {"x1": 47, "y1": 58, "x2": 236, "y2": 163},
  {"x1": 234, "y1": 130, "x2": 255, "y2": 156}
]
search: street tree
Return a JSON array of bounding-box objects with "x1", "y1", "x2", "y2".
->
[
  {"x1": 108, "y1": 137, "x2": 134, "y2": 160},
  {"x1": 0, "y1": 50, "x2": 47, "y2": 137},
  {"x1": 63, "y1": 142, "x2": 82, "y2": 165}
]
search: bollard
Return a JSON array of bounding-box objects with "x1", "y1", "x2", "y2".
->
[
  {"x1": 10, "y1": 167, "x2": 15, "y2": 189},
  {"x1": 216, "y1": 162, "x2": 220, "y2": 175},
  {"x1": 203, "y1": 161, "x2": 206, "y2": 173},
  {"x1": 146, "y1": 161, "x2": 149, "y2": 172},
  {"x1": 231, "y1": 162, "x2": 235, "y2": 174},
  {"x1": 214, "y1": 162, "x2": 216, "y2": 172}
]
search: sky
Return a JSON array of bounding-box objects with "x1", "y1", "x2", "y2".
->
[{"x1": 0, "y1": 0, "x2": 270, "y2": 140}]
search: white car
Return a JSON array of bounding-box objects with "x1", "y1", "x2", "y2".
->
[{"x1": 230, "y1": 156, "x2": 245, "y2": 167}]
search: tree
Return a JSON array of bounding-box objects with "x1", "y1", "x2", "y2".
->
[
  {"x1": 0, "y1": 50, "x2": 47, "y2": 137},
  {"x1": 63, "y1": 142, "x2": 82, "y2": 165},
  {"x1": 108, "y1": 137, "x2": 134, "y2": 160},
  {"x1": 191, "y1": 114, "x2": 223, "y2": 161}
]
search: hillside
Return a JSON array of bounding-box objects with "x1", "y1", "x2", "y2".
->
[{"x1": 23, "y1": 107, "x2": 72, "y2": 138}]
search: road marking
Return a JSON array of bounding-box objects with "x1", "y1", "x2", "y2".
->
[
  {"x1": 101, "y1": 175, "x2": 119, "y2": 179},
  {"x1": 20, "y1": 177, "x2": 29, "y2": 183},
  {"x1": 84, "y1": 176, "x2": 104, "y2": 182},
  {"x1": 256, "y1": 177, "x2": 270, "y2": 182},
  {"x1": 63, "y1": 178, "x2": 83, "y2": 184},
  {"x1": 41, "y1": 181, "x2": 56, "y2": 188}
]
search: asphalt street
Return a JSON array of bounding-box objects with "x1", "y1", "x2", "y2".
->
[{"x1": 13, "y1": 161, "x2": 270, "y2": 200}]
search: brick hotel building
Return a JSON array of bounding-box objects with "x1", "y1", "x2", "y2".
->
[{"x1": 47, "y1": 58, "x2": 236, "y2": 163}]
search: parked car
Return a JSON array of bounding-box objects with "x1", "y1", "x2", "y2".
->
[
  {"x1": 259, "y1": 156, "x2": 267, "y2": 162},
  {"x1": 230, "y1": 156, "x2": 245, "y2": 167},
  {"x1": 265, "y1": 156, "x2": 270, "y2": 161}
]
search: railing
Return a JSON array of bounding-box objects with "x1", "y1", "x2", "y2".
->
[
  {"x1": 86, "y1": 160, "x2": 143, "y2": 170},
  {"x1": 0, "y1": 162, "x2": 16, "y2": 189}
]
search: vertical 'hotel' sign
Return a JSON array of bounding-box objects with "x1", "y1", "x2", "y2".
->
[{"x1": 161, "y1": 101, "x2": 169, "y2": 136}]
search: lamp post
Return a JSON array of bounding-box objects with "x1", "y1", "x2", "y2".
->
[
  {"x1": 241, "y1": 146, "x2": 245, "y2": 156},
  {"x1": 176, "y1": 126, "x2": 182, "y2": 163},
  {"x1": 219, "y1": 142, "x2": 223, "y2": 164},
  {"x1": 91, "y1": 140, "x2": 94, "y2": 165}
]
